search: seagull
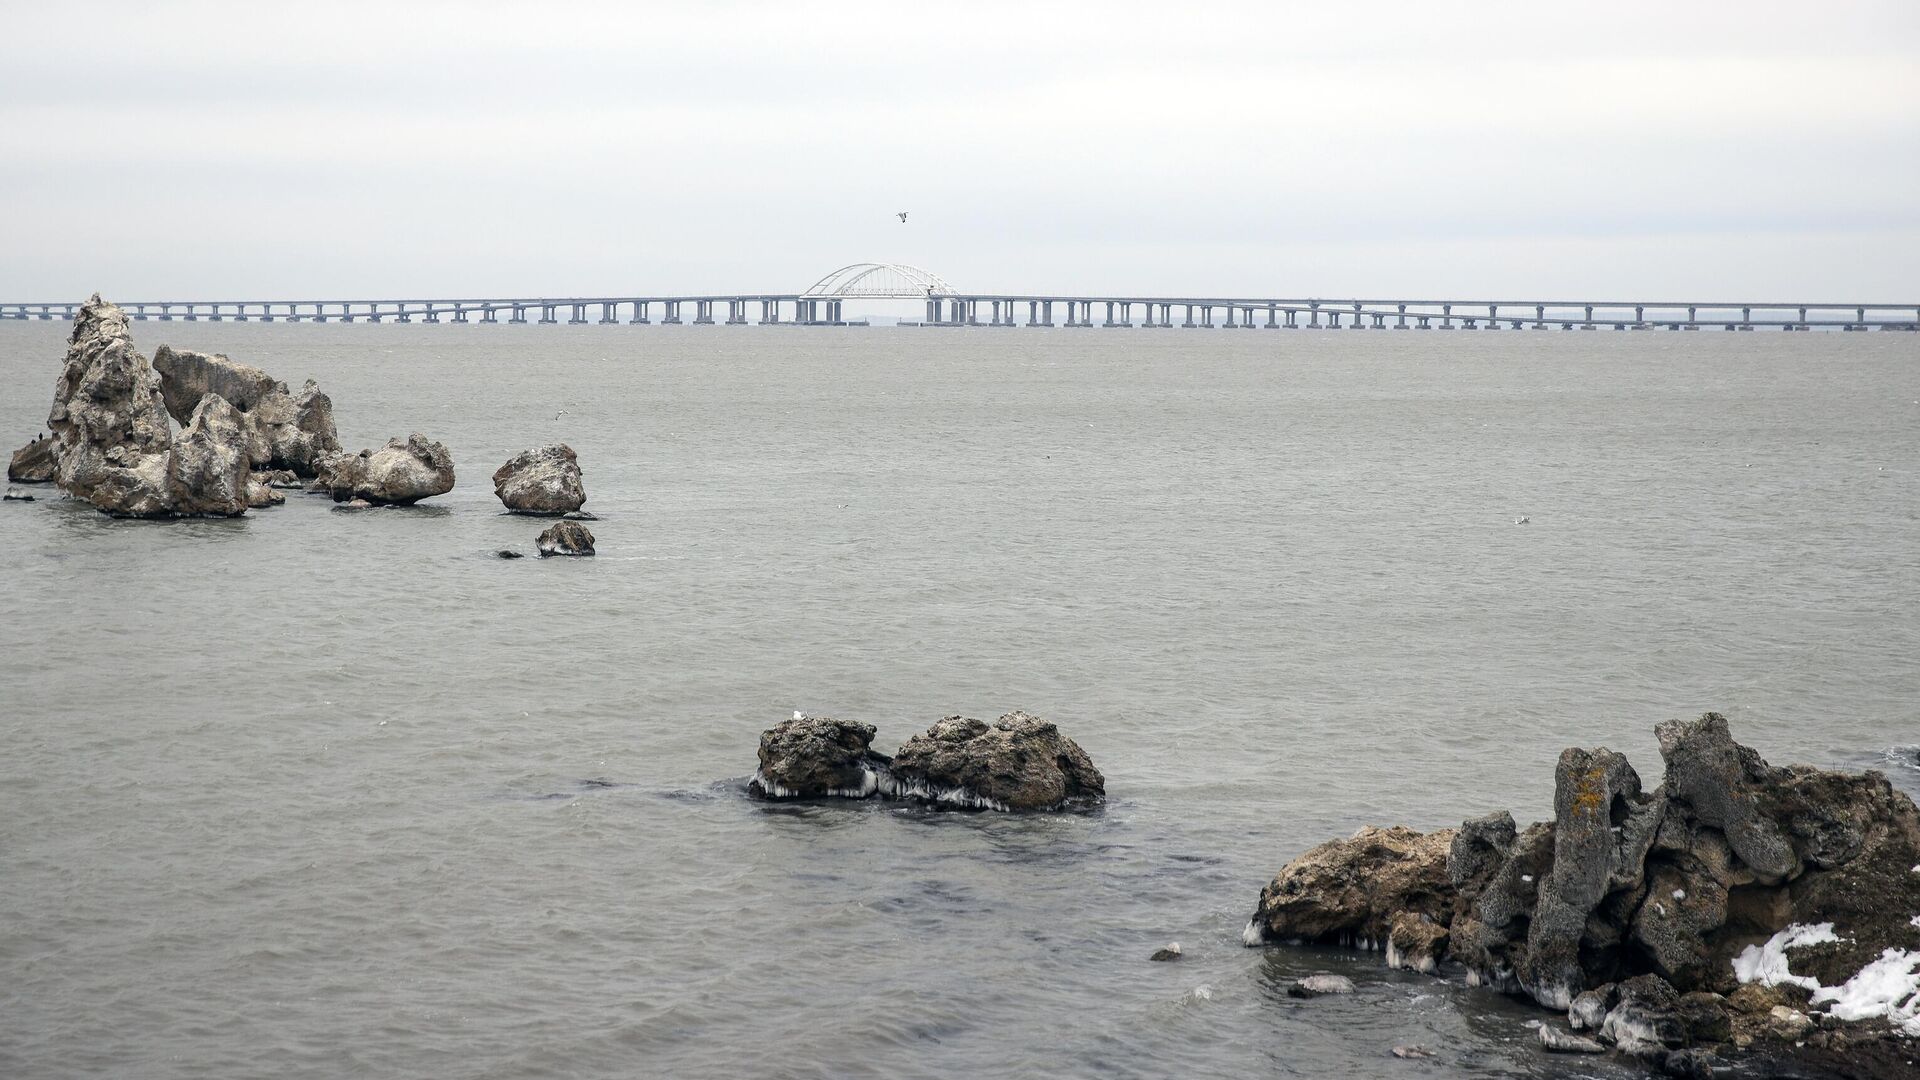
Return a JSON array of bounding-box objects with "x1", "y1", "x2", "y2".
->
[
  {"x1": 897, "y1": 212, "x2": 909, "y2": 223},
  {"x1": 554, "y1": 410, "x2": 567, "y2": 420},
  {"x1": 792, "y1": 710, "x2": 805, "y2": 721},
  {"x1": 1514, "y1": 516, "x2": 1530, "y2": 525}
]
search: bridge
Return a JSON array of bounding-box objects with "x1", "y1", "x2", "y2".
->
[{"x1": 3, "y1": 262, "x2": 1915, "y2": 331}]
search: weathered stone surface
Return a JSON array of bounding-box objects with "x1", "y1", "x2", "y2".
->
[
  {"x1": 1386, "y1": 912, "x2": 1448, "y2": 974},
  {"x1": 886, "y1": 711, "x2": 1104, "y2": 811},
  {"x1": 1658, "y1": 713, "x2": 1799, "y2": 884},
  {"x1": 8, "y1": 436, "x2": 55, "y2": 482},
  {"x1": 320, "y1": 434, "x2": 454, "y2": 505},
  {"x1": 164, "y1": 395, "x2": 251, "y2": 516},
  {"x1": 747, "y1": 714, "x2": 887, "y2": 799},
  {"x1": 1448, "y1": 810, "x2": 1517, "y2": 893},
  {"x1": 245, "y1": 473, "x2": 285, "y2": 508},
  {"x1": 1521, "y1": 746, "x2": 1663, "y2": 1010},
  {"x1": 1569, "y1": 985, "x2": 1616, "y2": 1031},
  {"x1": 249, "y1": 380, "x2": 340, "y2": 475},
  {"x1": 152, "y1": 346, "x2": 277, "y2": 422},
  {"x1": 493, "y1": 444, "x2": 586, "y2": 515},
  {"x1": 1600, "y1": 974, "x2": 1688, "y2": 1057},
  {"x1": 1246, "y1": 825, "x2": 1455, "y2": 948},
  {"x1": 536, "y1": 519, "x2": 595, "y2": 557},
  {"x1": 46, "y1": 296, "x2": 177, "y2": 516}
]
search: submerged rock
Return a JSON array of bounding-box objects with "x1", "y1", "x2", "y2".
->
[
  {"x1": 887, "y1": 711, "x2": 1105, "y2": 811},
  {"x1": 1149, "y1": 943, "x2": 1183, "y2": 962},
  {"x1": 495, "y1": 549, "x2": 524, "y2": 560},
  {"x1": 3, "y1": 490, "x2": 36, "y2": 502},
  {"x1": 8, "y1": 436, "x2": 56, "y2": 482},
  {"x1": 319, "y1": 434, "x2": 455, "y2": 505},
  {"x1": 1537, "y1": 1025, "x2": 1606, "y2": 1054},
  {"x1": 536, "y1": 519, "x2": 595, "y2": 557},
  {"x1": 493, "y1": 444, "x2": 586, "y2": 515},
  {"x1": 748, "y1": 714, "x2": 889, "y2": 799},
  {"x1": 1287, "y1": 974, "x2": 1355, "y2": 998}
]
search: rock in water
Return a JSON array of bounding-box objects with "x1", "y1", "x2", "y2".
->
[
  {"x1": 886, "y1": 711, "x2": 1104, "y2": 811},
  {"x1": 495, "y1": 549, "x2": 524, "y2": 560},
  {"x1": 1287, "y1": 974, "x2": 1355, "y2": 998},
  {"x1": 748, "y1": 714, "x2": 888, "y2": 799},
  {"x1": 249, "y1": 380, "x2": 341, "y2": 476},
  {"x1": 1537, "y1": 1025, "x2": 1606, "y2": 1054},
  {"x1": 46, "y1": 295, "x2": 177, "y2": 517},
  {"x1": 165, "y1": 395, "x2": 251, "y2": 516},
  {"x1": 493, "y1": 444, "x2": 586, "y2": 515},
  {"x1": 536, "y1": 519, "x2": 595, "y2": 557},
  {"x1": 1389, "y1": 1045, "x2": 1434, "y2": 1060},
  {"x1": 1149, "y1": 943, "x2": 1183, "y2": 962},
  {"x1": 8, "y1": 437, "x2": 55, "y2": 483},
  {"x1": 152, "y1": 346, "x2": 278, "y2": 421},
  {"x1": 1245, "y1": 825, "x2": 1455, "y2": 950},
  {"x1": 319, "y1": 434, "x2": 455, "y2": 506}
]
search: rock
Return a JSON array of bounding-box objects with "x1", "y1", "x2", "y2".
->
[
  {"x1": 1389, "y1": 1045, "x2": 1434, "y2": 1060},
  {"x1": 495, "y1": 549, "x2": 524, "y2": 560},
  {"x1": 8, "y1": 436, "x2": 55, "y2": 482},
  {"x1": 1149, "y1": 943, "x2": 1182, "y2": 962},
  {"x1": 536, "y1": 519, "x2": 595, "y2": 557},
  {"x1": 1386, "y1": 912, "x2": 1448, "y2": 974},
  {"x1": 1287, "y1": 974, "x2": 1355, "y2": 998},
  {"x1": 493, "y1": 444, "x2": 586, "y2": 515},
  {"x1": 258, "y1": 469, "x2": 302, "y2": 488},
  {"x1": 1763, "y1": 1005, "x2": 1813, "y2": 1042},
  {"x1": 1449, "y1": 810, "x2": 1517, "y2": 893},
  {"x1": 1538, "y1": 1025, "x2": 1607, "y2": 1053},
  {"x1": 245, "y1": 473, "x2": 285, "y2": 508},
  {"x1": 162, "y1": 395, "x2": 254, "y2": 517},
  {"x1": 248, "y1": 380, "x2": 340, "y2": 475},
  {"x1": 886, "y1": 711, "x2": 1104, "y2": 811},
  {"x1": 4, "y1": 490, "x2": 36, "y2": 502},
  {"x1": 46, "y1": 295, "x2": 178, "y2": 517},
  {"x1": 562, "y1": 510, "x2": 598, "y2": 521},
  {"x1": 1521, "y1": 746, "x2": 1663, "y2": 1010},
  {"x1": 1676, "y1": 991, "x2": 1732, "y2": 1044},
  {"x1": 1600, "y1": 974, "x2": 1688, "y2": 1057},
  {"x1": 1569, "y1": 985, "x2": 1617, "y2": 1031},
  {"x1": 1657, "y1": 1047, "x2": 1718, "y2": 1078},
  {"x1": 1245, "y1": 825, "x2": 1454, "y2": 949},
  {"x1": 747, "y1": 714, "x2": 888, "y2": 799},
  {"x1": 1657, "y1": 713, "x2": 1799, "y2": 884},
  {"x1": 320, "y1": 434, "x2": 455, "y2": 505},
  {"x1": 152, "y1": 346, "x2": 277, "y2": 422}
]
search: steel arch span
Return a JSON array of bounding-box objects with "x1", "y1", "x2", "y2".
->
[{"x1": 803, "y1": 263, "x2": 956, "y2": 298}]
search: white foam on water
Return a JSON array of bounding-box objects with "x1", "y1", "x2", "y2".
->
[{"x1": 1241, "y1": 919, "x2": 1265, "y2": 947}]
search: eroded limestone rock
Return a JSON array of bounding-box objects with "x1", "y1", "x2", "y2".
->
[{"x1": 493, "y1": 444, "x2": 586, "y2": 515}]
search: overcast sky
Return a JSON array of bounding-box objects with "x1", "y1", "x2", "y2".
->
[{"x1": 3, "y1": 0, "x2": 1916, "y2": 301}]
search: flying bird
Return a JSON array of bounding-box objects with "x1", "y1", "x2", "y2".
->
[{"x1": 897, "y1": 212, "x2": 908, "y2": 223}]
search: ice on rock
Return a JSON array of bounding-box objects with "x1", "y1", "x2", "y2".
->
[
  {"x1": 1732, "y1": 923, "x2": 1841, "y2": 991},
  {"x1": 1811, "y1": 949, "x2": 1920, "y2": 1034}
]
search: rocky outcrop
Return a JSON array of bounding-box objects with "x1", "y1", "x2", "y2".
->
[
  {"x1": 164, "y1": 395, "x2": 252, "y2": 516},
  {"x1": 493, "y1": 444, "x2": 586, "y2": 515},
  {"x1": 43, "y1": 296, "x2": 253, "y2": 517},
  {"x1": 8, "y1": 436, "x2": 55, "y2": 482},
  {"x1": 536, "y1": 519, "x2": 595, "y2": 556},
  {"x1": 744, "y1": 711, "x2": 1105, "y2": 812},
  {"x1": 748, "y1": 714, "x2": 889, "y2": 799},
  {"x1": 887, "y1": 711, "x2": 1105, "y2": 811},
  {"x1": 318, "y1": 434, "x2": 455, "y2": 505},
  {"x1": 152, "y1": 347, "x2": 340, "y2": 476},
  {"x1": 1243, "y1": 713, "x2": 1920, "y2": 1068}
]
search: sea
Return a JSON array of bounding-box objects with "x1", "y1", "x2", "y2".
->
[{"x1": 2, "y1": 320, "x2": 1916, "y2": 1079}]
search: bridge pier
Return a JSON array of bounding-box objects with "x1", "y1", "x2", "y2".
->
[
  {"x1": 540, "y1": 304, "x2": 558, "y2": 324},
  {"x1": 510, "y1": 305, "x2": 527, "y2": 324},
  {"x1": 694, "y1": 300, "x2": 714, "y2": 325}
]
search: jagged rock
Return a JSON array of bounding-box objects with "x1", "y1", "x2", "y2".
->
[
  {"x1": 8, "y1": 436, "x2": 55, "y2": 482},
  {"x1": 1287, "y1": 974, "x2": 1355, "y2": 998},
  {"x1": 245, "y1": 473, "x2": 284, "y2": 508},
  {"x1": 747, "y1": 714, "x2": 888, "y2": 799},
  {"x1": 319, "y1": 434, "x2": 454, "y2": 505},
  {"x1": 258, "y1": 468, "x2": 302, "y2": 488},
  {"x1": 1149, "y1": 943, "x2": 1182, "y2": 962},
  {"x1": 46, "y1": 296, "x2": 177, "y2": 517},
  {"x1": 536, "y1": 519, "x2": 595, "y2": 557},
  {"x1": 1676, "y1": 991, "x2": 1732, "y2": 1044},
  {"x1": 152, "y1": 346, "x2": 277, "y2": 422},
  {"x1": 1538, "y1": 1025, "x2": 1606, "y2": 1053},
  {"x1": 1521, "y1": 746, "x2": 1663, "y2": 1009},
  {"x1": 164, "y1": 395, "x2": 252, "y2": 516},
  {"x1": 1658, "y1": 713, "x2": 1799, "y2": 884},
  {"x1": 1449, "y1": 810, "x2": 1517, "y2": 893},
  {"x1": 887, "y1": 711, "x2": 1104, "y2": 811},
  {"x1": 493, "y1": 444, "x2": 586, "y2": 515},
  {"x1": 249, "y1": 380, "x2": 340, "y2": 475},
  {"x1": 1246, "y1": 824, "x2": 1456, "y2": 950}
]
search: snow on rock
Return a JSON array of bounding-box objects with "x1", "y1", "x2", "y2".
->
[{"x1": 1732, "y1": 923, "x2": 1841, "y2": 990}]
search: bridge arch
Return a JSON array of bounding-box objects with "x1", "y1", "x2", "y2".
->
[{"x1": 802, "y1": 263, "x2": 956, "y2": 299}]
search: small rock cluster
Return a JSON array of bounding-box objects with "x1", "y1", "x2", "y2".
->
[
  {"x1": 747, "y1": 711, "x2": 1105, "y2": 812},
  {"x1": 1242, "y1": 714, "x2": 1920, "y2": 1072},
  {"x1": 11, "y1": 296, "x2": 606, "y2": 558}
]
